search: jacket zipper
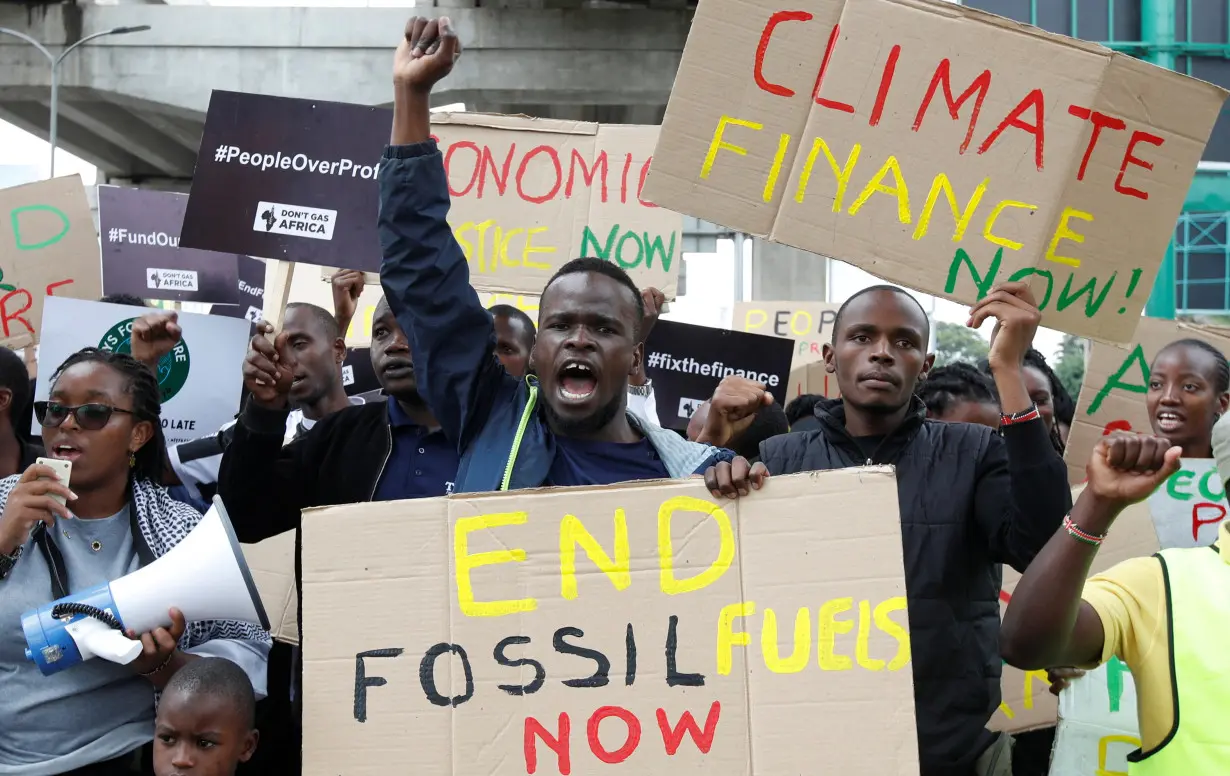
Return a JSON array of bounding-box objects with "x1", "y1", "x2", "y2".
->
[
  {"x1": 368, "y1": 422, "x2": 393, "y2": 501},
  {"x1": 501, "y1": 384, "x2": 538, "y2": 491}
]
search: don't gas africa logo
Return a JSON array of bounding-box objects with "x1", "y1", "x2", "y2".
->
[{"x1": 99, "y1": 318, "x2": 191, "y2": 402}]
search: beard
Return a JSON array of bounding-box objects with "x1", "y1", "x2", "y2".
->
[{"x1": 542, "y1": 390, "x2": 625, "y2": 437}]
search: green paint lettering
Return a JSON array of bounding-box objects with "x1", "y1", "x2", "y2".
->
[
  {"x1": 0, "y1": 269, "x2": 14, "y2": 293},
  {"x1": 1007, "y1": 267, "x2": 1054, "y2": 310},
  {"x1": 1199, "y1": 469, "x2": 1225, "y2": 502},
  {"x1": 1086, "y1": 344, "x2": 1148, "y2": 415},
  {"x1": 10, "y1": 205, "x2": 70, "y2": 251},
  {"x1": 642, "y1": 231, "x2": 675, "y2": 273},
  {"x1": 945, "y1": 247, "x2": 1002, "y2": 299},
  {"x1": 581, "y1": 224, "x2": 618, "y2": 260},
  {"x1": 1167, "y1": 469, "x2": 1196, "y2": 500},
  {"x1": 615, "y1": 231, "x2": 643, "y2": 269},
  {"x1": 1056, "y1": 271, "x2": 1117, "y2": 318},
  {"x1": 1106, "y1": 657, "x2": 1130, "y2": 713}
]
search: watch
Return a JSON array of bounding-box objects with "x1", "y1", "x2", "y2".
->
[
  {"x1": 0, "y1": 544, "x2": 23, "y2": 581},
  {"x1": 628, "y1": 379, "x2": 653, "y2": 397}
]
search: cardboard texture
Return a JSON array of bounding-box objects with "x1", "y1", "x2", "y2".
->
[
  {"x1": 644, "y1": 0, "x2": 1228, "y2": 342},
  {"x1": 242, "y1": 531, "x2": 299, "y2": 646},
  {"x1": 1064, "y1": 318, "x2": 1230, "y2": 484},
  {"x1": 1145, "y1": 458, "x2": 1227, "y2": 550},
  {"x1": 300, "y1": 471, "x2": 919, "y2": 775},
  {"x1": 1051, "y1": 660, "x2": 1140, "y2": 775},
  {"x1": 732, "y1": 301, "x2": 842, "y2": 399},
  {"x1": 0, "y1": 176, "x2": 102, "y2": 347},
  {"x1": 990, "y1": 485, "x2": 1159, "y2": 733}
]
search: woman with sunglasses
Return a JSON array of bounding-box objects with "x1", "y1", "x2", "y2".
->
[{"x1": 0, "y1": 348, "x2": 270, "y2": 776}]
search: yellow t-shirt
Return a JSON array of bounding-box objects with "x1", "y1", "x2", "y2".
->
[{"x1": 1080, "y1": 521, "x2": 1229, "y2": 752}]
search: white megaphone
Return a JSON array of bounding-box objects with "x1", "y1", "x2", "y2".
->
[{"x1": 21, "y1": 495, "x2": 270, "y2": 676}]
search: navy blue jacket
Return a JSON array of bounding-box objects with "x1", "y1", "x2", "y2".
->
[{"x1": 377, "y1": 141, "x2": 733, "y2": 492}]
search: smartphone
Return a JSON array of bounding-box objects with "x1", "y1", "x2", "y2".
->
[{"x1": 35, "y1": 457, "x2": 72, "y2": 507}]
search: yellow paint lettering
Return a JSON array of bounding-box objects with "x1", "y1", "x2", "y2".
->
[
  {"x1": 1097, "y1": 734, "x2": 1140, "y2": 776},
  {"x1": 701, "y1": 116, "x2": 763, "y2": 179},
  {"x1": 763, "y1": 132, "x2": 792, "y2": 202},
  {"x1": 742, "y1": 309, "x2": 768, "y2": 332},
  {"x1": 795, "y1": 137, "x2": 861, "y2": 210},
  {"x1": 761, "y1": 606, "x2": 811, "y2": 674},
  {"x1": 855, "y1": 600, "x2": 886, "y2": 671},
  {"x1": 873, "y1": 596, "x2": 911, "y2": 670},
  {"x1": 559, "y1": 510, "x2": 630, "y2": 600},
  {"x1": 499, "y1": 227, "x2": 525, "y2": 267},
  {"x1": 818, "y1": 597, "x2": 854, "y2": 670},
  {"x1": 658, "y1": 496, "x2": 735, "y2": 595},
  {"x1": 716, "y1": 601, "x2": 754, "y2": 676},
  {"x1": 983, "y1": 200, "x2": 1037, "y2": 251},
  {"x1": 1044, "y1": 206, "x2": 1093, "y2": 268},
  {"x1": 454, "y1": 512, "x2": 537, "y2": 617},
  {"x1": 1022, "y1": 668, "x2": 1049, "y2": 709},
  {"x1": 789, "y1": 311, "x2": 811, "y2": 337},
  {"x1": 522, "y1": 226, "x2": 554, "y2": 270},
  {"x1": 913, "y1": 174, "x2": 988, "y2": 242},
  {"x1": 848, "y1": 156, "x2": 911, "y2": 224}
]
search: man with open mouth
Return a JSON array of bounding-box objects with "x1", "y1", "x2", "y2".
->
[{"x1": 375, "y1": 16, "x2": 744, "y2": 493}]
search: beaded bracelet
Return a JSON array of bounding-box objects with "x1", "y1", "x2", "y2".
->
[
  {"x1": 1064, "y1": 515, "x2": 1107, "y2": 546},
  {"x1": 1001, "y1": 404, "x2": 1041, "y2": 427},
  {"x1": 139, "y1": 652, "x2": 176, "y2": 677}
]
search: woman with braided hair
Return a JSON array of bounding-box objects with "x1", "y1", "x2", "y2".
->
[
  {"x1": 917, "y1": 361, "x2": 1002, "y2": 430},
  {"x1": 0, "y1": 348, "x2": 269, "y2": 776}
]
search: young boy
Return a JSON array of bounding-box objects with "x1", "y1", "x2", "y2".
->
[{"x1": 154, "y1": 657, "x2": 259, "y2": 776}]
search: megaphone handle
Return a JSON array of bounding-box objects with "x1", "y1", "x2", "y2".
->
[{"x1": 52, "y1": 602, "x2": 123, "y2": 631}]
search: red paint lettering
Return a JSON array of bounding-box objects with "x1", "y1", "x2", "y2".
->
[
  {"x1": 754, "y1": 11, "x2": 813, "y2": 97},
  {"x1": 621, "y1": 153, "x2": 633, "y2": 205},
  {"x1": 977, "y1": 88, "x2": 1046, "y2": 170},
  {"x1": 912, "y1": 60, "x2": 991, "y2": 154},
  {"x1": 1191, "y1": 502, "x2": 1226, "y2": 542},
  {"x1": 869, "y1": 45, "x2": 901, "y2": 127},
  {"x1": 525, "y1": 714, "x2": 570, "y2": 775},
  {"x1": 478, "y1": 144, "x2": 516, "y2": 198},
  {"x1": 656, "y1": 702, "x2": 721, "y2": 756},
  {"x1": 515, "y1": 145, "x2": 563, "y2": 204},
  {"x1": 444, "y1": 141, "x2": 482, "y2": 197},
  {"x1": 1067, "y1": 105, "x2": 1126, "y2": 181},
  {"x1": 637, "y1": 159, "x2": 657, "y2": 208},
  {"x1": 566, "y1": 149, "x2": 608, "y2": 201},
  {"x1": 1102, "y1": 419, "x2": 1132, "y2": 435},
  {"x1": 0, "y1": 289, "x2": 33, "y2": 338},
  {"x1": 45, "y1": 279, "x2": 74, "y2": 296},
  {"x1": 811, "y1": 24, "x2": 854, "y2": 114},
  {"x1": 586, "y1": 706, "x2": 641, "y2": 764},
  {"x1": 1114, "y1": 130, "x2": 1164, "y2": 201}
]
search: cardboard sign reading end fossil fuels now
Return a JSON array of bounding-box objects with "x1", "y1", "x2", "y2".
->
[
  {"x1": 299, "y1": 470, "x2": 919, "y2": 775},
  {"x1": 644, "y1": 0, "x2": 1229, "y2": 343}
]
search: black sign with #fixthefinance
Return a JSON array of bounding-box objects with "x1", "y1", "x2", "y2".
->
[{"x1": 642, "y1": 319, "x2": 794, "y2": 430}]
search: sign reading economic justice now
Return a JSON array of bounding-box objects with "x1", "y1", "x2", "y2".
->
[
  {"x1": 300, "y1": 471, "x2": 919, "y2": 775},
  {"x1": 644, "y1": 0, "x2": 1229, "y2": 342}
]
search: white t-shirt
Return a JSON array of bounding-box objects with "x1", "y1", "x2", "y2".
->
[{"x1": 169, "y1": 397, "x2": 365, "y2": 501}]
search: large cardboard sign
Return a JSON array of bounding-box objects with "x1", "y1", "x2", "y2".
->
[
  {"x1": 98, "y1": 186, "x2": 241, "y2": 305},
  {"x1": 644, "y1": 319, "x2": 794, "y2": 429},
  {"x1": 34, "y1": 298, "x2": 250, "y2": 446},
  {"x1": 990, "y1": 486, "x2": 1159, "y2": 733},
  {"x1": 1051, "y1": 660, "x2": 1140, "y2": 775},
  {"x1": 732, "y1": 301, "x2": 841, "y2": 398},
  {"x1": 1065, "y1": 318, "x2": 1230, "y2": 484},
  {"x1": 210, "y1": 255, "x2": 266, "y2": 324},
  {"x1": 300, "y1": 470, "x2": 918, "y2": 775},
  {"x1": 0, "y1": 176, "x2": 102, "y2": 346},
  {"x1": 182, "y1": 92, "x2": 682, "y2": 297},
  {"x1": 1146, "y1": 459, "x2": 1227, "y2": 549},
  {"x1": 644, "y1": 0, "x2": 1228, "y2": 342}
]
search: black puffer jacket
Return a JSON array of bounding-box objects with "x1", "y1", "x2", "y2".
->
[{"x1": 759, "y1": 397, "x2": 1069, "y2": 776}]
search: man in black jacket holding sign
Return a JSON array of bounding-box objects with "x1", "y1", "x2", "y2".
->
[{"x1": 700, "y1": 282, "x2": 1070, "y2": 776}]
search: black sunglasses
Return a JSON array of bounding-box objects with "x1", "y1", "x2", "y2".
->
[{"x1": 34, "y1": 402, "x2": 134, "y2": 430}]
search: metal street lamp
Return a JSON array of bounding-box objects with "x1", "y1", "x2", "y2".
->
[{"x1": 0, "y1": 24, "x2": 151, "y2": 177}]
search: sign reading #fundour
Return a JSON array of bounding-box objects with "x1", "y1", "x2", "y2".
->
[
  {"x1": 98, "y1": 185, "x2": 241, "y2": 305},
  {"x1": 35, "y1": 297, "x2": 251, "y2": 445}
]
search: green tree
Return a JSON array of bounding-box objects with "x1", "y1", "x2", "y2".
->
[
  {"x1": 1053, "y1": 334, "x2": 1087, "y2": 399},
  {"x1": 933, "y1": 321, "x2": 989, "y2": 367}
]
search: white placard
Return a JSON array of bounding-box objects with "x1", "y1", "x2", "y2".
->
[
  {"x1": 1051, "y1": 660, "x2": 1141, "y2": 775},
  {"x1": 1146, "y1": 458, "x2": 1227, "y2": 549},
  {"x1": 35, "y1": 297, "x2": 249, "y2": 445}
]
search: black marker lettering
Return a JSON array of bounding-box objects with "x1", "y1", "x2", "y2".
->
[
  {"x1": 666, "y1": 615, "x2": 705, "y2": 687},
  {"x1": 353, "y1": 648, "x2": 404, "y2": 723},
  {"x1": 419, "y1": 643, "x2": 475, "y2": 707},
  {"x1": 554, "y1": 626, "x2": 610, "y2": 688},
  {"x1": 494, "y1": 635, "x2": 546, "y2": 696}
]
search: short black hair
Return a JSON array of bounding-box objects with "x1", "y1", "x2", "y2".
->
[
  {"x1": 163, "y1": 656, "x2": 257, "y2": 729},
  {"x1": 490, "y1": 304, "x2": 537, "y2": 348},
  {"x1": 784, "y1": 393, "x2": 825, "y2": 426},
  {"x1": 1023, "y1": 348, "x2": 1075, "y2": 426},
  {"x1": 1157, "y1": 338, "x2": 1230, "y2": 395},
  {"x1": 99, "y1": 293, "x2": 149, "y2": 308},
  {"x1": 543, "y1": 258, "x2": 644, "y2": 337},
  {"x1": 832, "y1": 285, "x2": 930, "y2": 343},
  {"x1": 0, "y1": 347, "x2": 30, "y2": 428},
  {"x1": 917, "y1": 362, "x2": 997, "y2": 417},
  {"x1": 285, "y1": 302, "x2": 341, "y2": 341},
  {"x1": 49, "y1": 348, "x2": 165, "y2": 483},
  {"x1": 731, "y1": 402, "x2": 790, "y2": 460}
]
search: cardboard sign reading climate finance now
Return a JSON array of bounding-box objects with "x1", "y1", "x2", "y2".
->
[
  {"x1": 182, "y1": 92, "x2": 683, "y2": 298},
  {"x1": 645, "y1": 0, "x2": 1229, "y2": 342}
]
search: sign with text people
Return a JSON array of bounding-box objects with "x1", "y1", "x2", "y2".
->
[
  {"x1": 644, "y1": 0, "x2": 1228, "y2": 342},
  {"x1": 300, "y1": 471, "x2": 918, "y2": 775},
  {"x1": 0, "y1": 177, "x2": 102, "y2": 346},
  {"x1": 1064, "y1": 318, "x2": 1230, "y2": 485},
  {"x1": 732, "y1": 301, "x2": 841, "y2": 398},
  {"x1": 98, "y1": 186, "x2": 241, "y2": 305},
  {"x1": 181, "y1": 91, "x2": 682, "y2": 298}
]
